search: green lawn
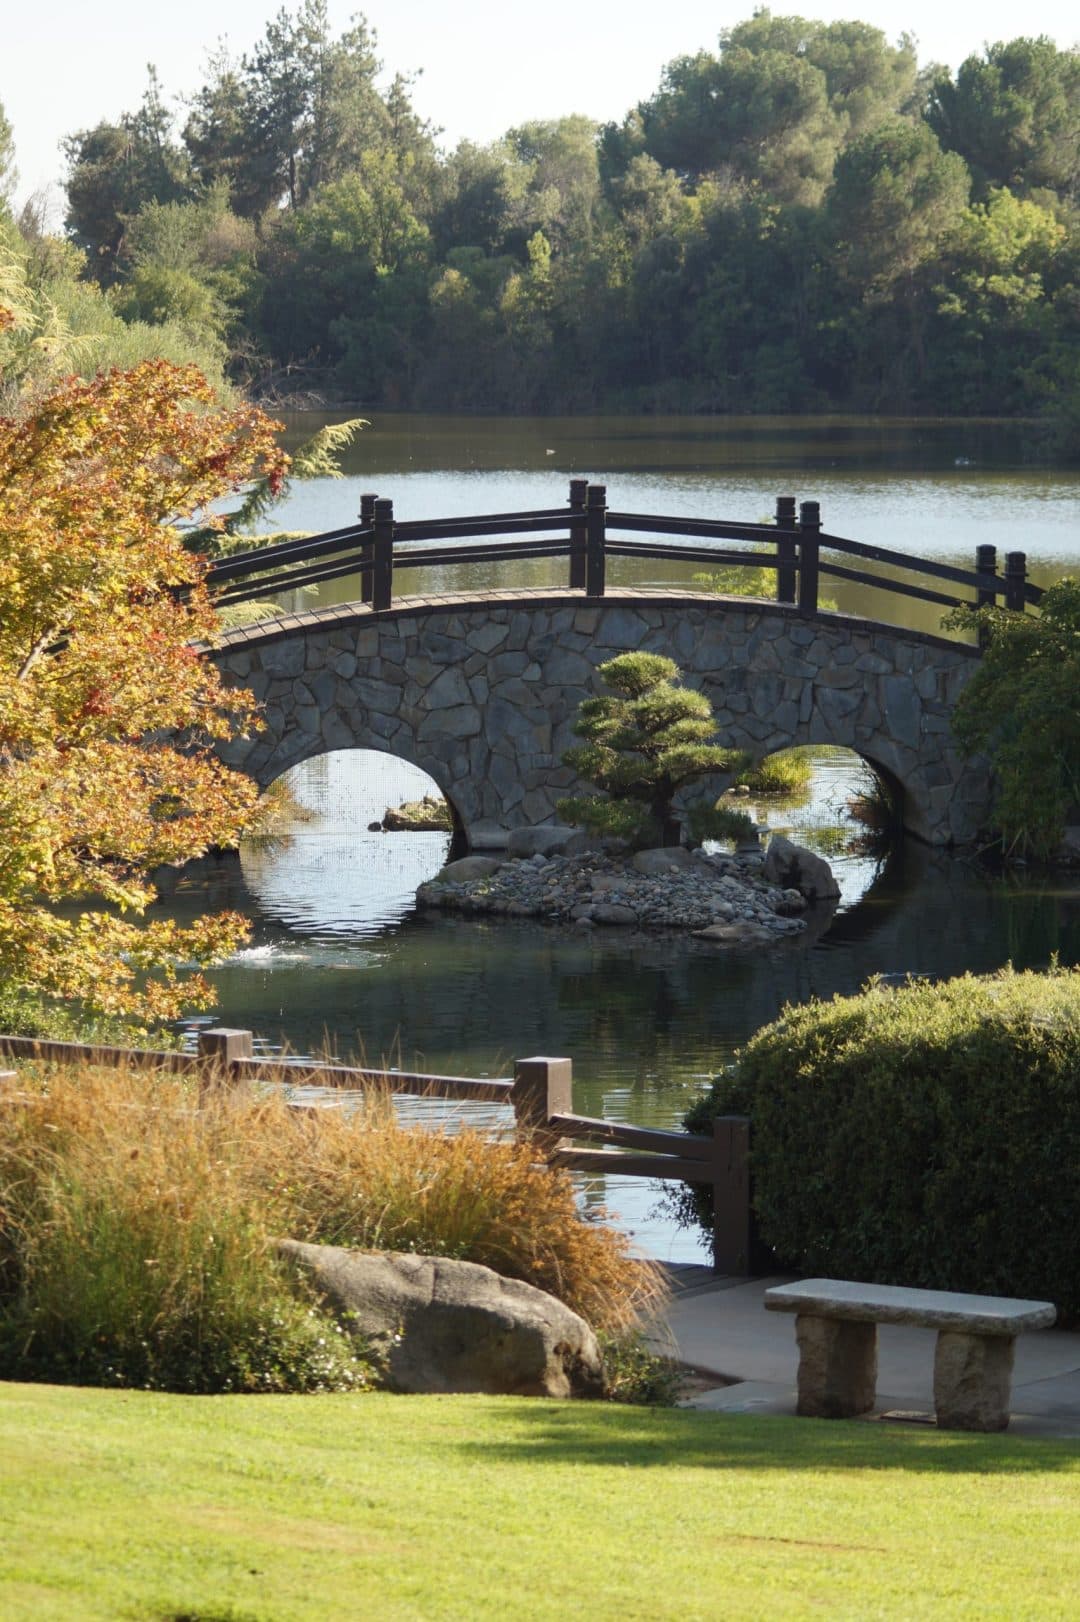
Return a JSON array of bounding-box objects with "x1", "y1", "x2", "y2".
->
[{"x1": 2, "y1": 1383, "x2": 1079, "y2": 1620}]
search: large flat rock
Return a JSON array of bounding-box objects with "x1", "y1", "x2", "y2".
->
[
  {"x1": 764, "y1": 1279, "x2": 1056, "y2": 1335},
  {"x1": 277, "y1": 1241, "x2": 604, "y2": 1397}
]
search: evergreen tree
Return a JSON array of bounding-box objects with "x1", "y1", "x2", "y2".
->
[
  {"x1": 64, "y1": 69, "x2": 192, "y2": 281},
  {"x1": 557, "y1": 653, "x2": 752, "y2": 848}
]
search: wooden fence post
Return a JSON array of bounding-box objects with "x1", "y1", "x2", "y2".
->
[
  {"x1": 775, "y1": 494, "x2": 797, "y2": 605},
  {"x1": 569, "y1": 478, "x2": 588, "y2": 590},
  {"x1": 797, "y1": 500, "x2": 821, "y2": 617},
  {"x1": 196, "y1": 1028, "x2": 254, "y2": 1080},
  {"x1": 359, "y1": 491, "x2": 378, "y2": 605},
  {"x1": 585, "y1": 483, "x2": 607, "y2": 598},
  {"x1": 975, "y1": 542, "x2": 997, "y2": 649},
  {"x1": 372, "y1": 497, "x2": 394, "y2": 612},
  {"x1": 1004, "y1": 551, "x2": 1028, "y2": 614},
  {"x1": 511, "y1": 1057, "x2": 573, "y2": 1160},
  {"x1": 710, "y1": 1115, "x2": 752, "y2": 1275}
]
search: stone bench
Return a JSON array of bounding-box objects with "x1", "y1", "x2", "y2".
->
[{"x1": 764, "y1": 1278, "x2": 1056, "y2": 1432}]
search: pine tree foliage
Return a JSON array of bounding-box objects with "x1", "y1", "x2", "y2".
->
[
  {"x1": 557, "y1": 652, "x2": 754, "y2": 848},
  {"x1": 188, "y1": 416, "x2": 367, "y2": 557}
]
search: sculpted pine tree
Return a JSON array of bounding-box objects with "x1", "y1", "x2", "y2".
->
[{"x1": 556, "y1": 652, "x2": 754, "y2": 849}]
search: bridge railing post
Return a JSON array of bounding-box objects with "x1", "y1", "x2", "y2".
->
[
  {"x1": 797, "y1": 500, "x2": 820, "y2": 617},
  {"x1": 359, "y1": 491, "x2": 377, "y2": 605},
  {"x1": 196, "y1": 1028, "x2": 254, "y2": 1093},
  {"x1": 1004, "y1": 551, "x2": 1028, "y2": 615},
  {"x1": 372, "y1": 497, "x2": 394, "y2": 612},
  {"x1": 775, "y1": 494, "x2": 797, "y2": 605},
  {"x1": 975, "y1": 542, "x2": 997, "y2": 649},
  {"x1": 585, "y1": 483, "x2": 607, "y2": 598},
  {"x1": 569, "y1": 478, "x2": 588, "y2": 590}
]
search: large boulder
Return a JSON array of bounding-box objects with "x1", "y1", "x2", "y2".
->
[
  {"x1": 762, "y1": 833, "x2": 840, "y2": 901},
  {"x1": 277, "y1": 1242, "x2": 605, "y2": 1398},
  {"x1": 466, "y1": 822, "x2": 511, "y2": 851},
  {"x1": 431, "y1": 855, "x2": 504, "y2": 883},
  {"x1": 631, "y1": 847, "x2": 695, "y2": 876},
  {"x1": 506, "y1": 825, "x2": 578, "y2": 858}
]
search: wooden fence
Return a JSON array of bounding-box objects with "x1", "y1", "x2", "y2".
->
[
  {"x1": 0, "y1": 1028, "x2": 754, "y2": 1275},
  {"x1": 203, "y1": 480, "x2": 1042, "y2": 630}
]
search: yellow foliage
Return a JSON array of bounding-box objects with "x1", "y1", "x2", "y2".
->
[{"x1": 0, "y1": 360, "x2": 289, "y2": 1021}]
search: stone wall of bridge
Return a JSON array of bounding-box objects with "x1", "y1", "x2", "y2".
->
[{"x1": 210, "y1": 589, "x2": 991, "y2": 846}]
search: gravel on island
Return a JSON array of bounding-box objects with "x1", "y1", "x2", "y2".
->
[{"x1": 416, "y1": 845, "x2": 816, "y2": 943}]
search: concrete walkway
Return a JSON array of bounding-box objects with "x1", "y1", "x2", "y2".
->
[{"x1": 650, "y1": 1269, "x2": 1080, "y2": 1440}]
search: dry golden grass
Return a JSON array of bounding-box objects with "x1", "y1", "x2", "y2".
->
[
  {"x1": 0, "y1": 1061, "x2": 372, "y2": 1391},
  {"x1": 247, "y1": 1092, "x2": 665, "y2": 1333}
]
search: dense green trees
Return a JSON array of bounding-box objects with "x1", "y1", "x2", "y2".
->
[
  {"x1": 5, "y1": 13, "x2": 1078, "y2": 436},
  {"x1": 927, "y1": 37, "x2": 1080, "y2": 204}
]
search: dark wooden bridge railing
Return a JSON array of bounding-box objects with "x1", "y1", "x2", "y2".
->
[
  {"x1": 203, "y1": 480, "x2": 1042, "y2": 630},
  {"x1": 0, "y1": 1030, "x2": 753, "y2": 1275}
]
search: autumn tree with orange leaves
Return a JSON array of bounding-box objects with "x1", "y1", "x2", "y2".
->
[{"x1": 0, "y1": 358, "x2": 288, "y2": 1024}]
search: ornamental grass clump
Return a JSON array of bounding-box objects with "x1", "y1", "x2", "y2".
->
[
  {"x1": 0, "y1": 1063, "x2": 373, "y2": 1393},
  {"x1": 678, "y1": 965, "x2": 1080, "y2": 1317},
  {"x1": 733, "y1": 748, "x2": 813, "y2": 797},
  {"x1": 250, "y1": 1094, "x2": 664, "y2": 1336}
]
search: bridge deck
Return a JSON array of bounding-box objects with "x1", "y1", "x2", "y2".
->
[{"x1": 211, "y1": 586, "x2": 976, "y2": 659}]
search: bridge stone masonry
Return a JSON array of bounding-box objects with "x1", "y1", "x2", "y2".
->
[{"x1": 210, "y1": 586, "x2": 991, "y2": 847}]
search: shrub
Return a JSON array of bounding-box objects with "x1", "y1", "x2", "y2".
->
[
  {"x1": 556, "y1": 651, "x2": 752, "y2": 849},
  {"x1": 676, "y1": 967, "x2": 1080, "y2": 1317},
  {"x1": 597, "y1": 1330, "x2": 682, "y2": 1406},
  {"x1": 944, "y1": 578, "x2": 1080, "y2": 857}
]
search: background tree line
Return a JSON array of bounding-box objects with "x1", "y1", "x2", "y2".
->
[{"x1": 3, "y1": 4, "x2": 1079, "y2": 447}]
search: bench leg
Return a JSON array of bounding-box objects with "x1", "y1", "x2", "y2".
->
[
  {"x1": 794, "y1": 1314, "x2": 877, "y2": 1418},
  {"x1": 933, "y1": 1331, "x2": 1014, "y2": 1432}
]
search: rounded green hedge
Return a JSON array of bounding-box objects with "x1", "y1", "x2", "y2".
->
[{"x1": 681, "y1": 968, "x2": 1080, "y2": 1318}]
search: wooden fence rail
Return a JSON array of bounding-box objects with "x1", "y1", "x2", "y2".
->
[
  {"x1": 202, "y1": 481, "x2": 1042, "y2": 632},
  {"x1": 0, "y1": 1028, "x2": 753, "y2": 1275}
]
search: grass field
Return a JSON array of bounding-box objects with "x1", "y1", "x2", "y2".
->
[{"x1": 2, "y1": 1383, "x2": 1079, "y2": 1619}]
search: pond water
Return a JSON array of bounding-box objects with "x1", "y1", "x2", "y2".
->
[{"x1": 166, "y1": 414, "x2": 1080, "y2": 1263}]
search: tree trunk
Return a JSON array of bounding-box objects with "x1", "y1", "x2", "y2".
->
[{"x1": 659, "y1": 812, "x2": 682, "y2": 848}]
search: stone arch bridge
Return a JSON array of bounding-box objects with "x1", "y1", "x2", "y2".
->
[{"x1": 210, "y1": 587, "x2": 989, "y2": 847}]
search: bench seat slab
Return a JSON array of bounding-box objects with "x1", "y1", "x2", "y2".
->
[{"x1": 764, "y1": 1279, "x2": 1056, "y2": 1336}]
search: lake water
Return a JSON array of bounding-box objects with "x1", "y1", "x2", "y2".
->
[
  {"x1": 170, "y1": 414, "x2": 1080, "y2": 1263},
  {"x1": 261, "y1": 411, "x2": 1080, "y2": 637}
]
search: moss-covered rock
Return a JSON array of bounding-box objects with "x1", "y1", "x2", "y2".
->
[{"x1": 382, "y1": 796, "x2": 452, "y2": 832}]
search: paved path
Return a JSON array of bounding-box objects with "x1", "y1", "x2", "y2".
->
[{"x1": 650, "y1": 1270, "x2": 1080, "y2": 1440}]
